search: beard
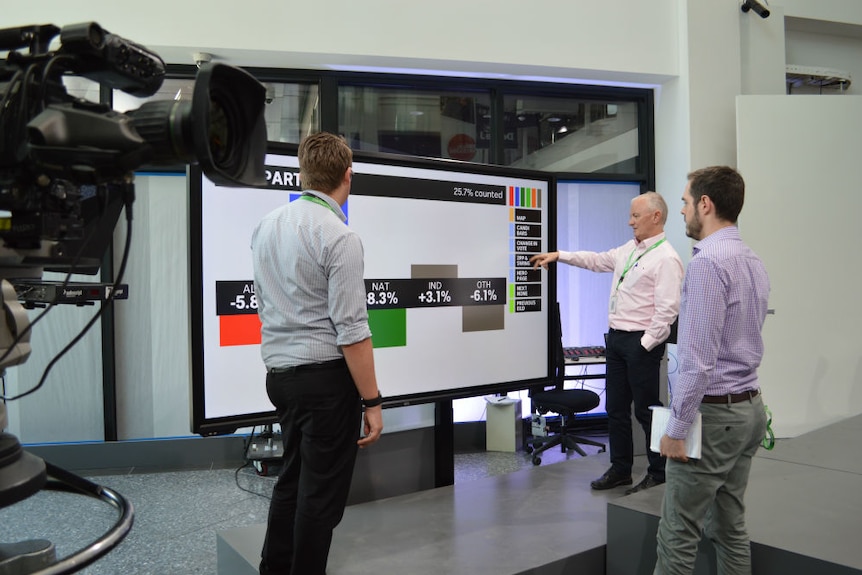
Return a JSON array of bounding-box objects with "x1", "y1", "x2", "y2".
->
[{"x1": 685, "y1": 210, "x2": 702, "y2": 240}]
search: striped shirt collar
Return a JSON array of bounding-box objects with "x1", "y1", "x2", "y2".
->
[
  {"x1": 692, "y1": 224, "x2": 739, "y2": 256},
  {"x1": 303, "y1": 190, "x2": 347, "y2": 223}
]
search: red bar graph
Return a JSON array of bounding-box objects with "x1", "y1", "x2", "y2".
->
[{"x1": 220, "y1": 314, "x2": 261, "y2": 347}]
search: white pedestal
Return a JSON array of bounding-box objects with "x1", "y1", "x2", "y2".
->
[{"x1": 485, "y1": 398, "x2": 523, "y2": 452}]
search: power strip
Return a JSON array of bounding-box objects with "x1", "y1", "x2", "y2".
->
[{"x1": 247, "y1": 435, "x2": 284, "y2": 460}]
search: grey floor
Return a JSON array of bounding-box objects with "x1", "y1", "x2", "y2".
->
[{"x1": 0, "y1": 434, "x2": 606, "y2": 575}]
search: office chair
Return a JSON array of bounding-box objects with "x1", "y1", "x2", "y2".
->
[{"x1": 525, "y1": 303, "x2": 606, "y2": 466}]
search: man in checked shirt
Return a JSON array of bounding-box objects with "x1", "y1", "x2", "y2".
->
[{"x1": 654, "y1": 166, "x2": 770, "y2": 575}]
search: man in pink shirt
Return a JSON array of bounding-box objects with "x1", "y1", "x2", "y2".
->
[{"x1": 531, "y1": 192, "x2": 683, "y2": 493}]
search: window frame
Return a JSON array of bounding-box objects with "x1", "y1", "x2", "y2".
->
[{"x1": 162, "y1": 65, "x2": 655, "y2": 190}]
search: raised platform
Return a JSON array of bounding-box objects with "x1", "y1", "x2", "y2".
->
[
  {"x1": 608, "y1": 414, "x2": 862, "y2": 574},
  {"x1": 219, "y1": 415, "x2": 862, "y2": 575},
  {"x1": 218, "y1": 451, "x2": 618, "y2": 575}
]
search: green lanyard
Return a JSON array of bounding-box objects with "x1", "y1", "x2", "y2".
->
[
  {"x1": 299, "y1": 193, "x2": 341, "y2": 217},
  {"x1": 616, "y1": 238, "x2": 665, "y2": 291}
]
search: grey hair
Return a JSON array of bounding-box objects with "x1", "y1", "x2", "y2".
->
[{"x1": 634, "y1": 191, "x2": 669, "y2": 224}]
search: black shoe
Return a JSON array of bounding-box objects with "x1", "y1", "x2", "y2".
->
[
  {"x1": 590, "y1": 469, "x2": 633, "y2": 490},
  {"x1": 625, "y1": 474, "x2": 665, "y2": 495}
]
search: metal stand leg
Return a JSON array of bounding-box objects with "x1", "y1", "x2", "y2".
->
[{"x1": 0, "y1": 460, "x2": 134, "y2": 575}]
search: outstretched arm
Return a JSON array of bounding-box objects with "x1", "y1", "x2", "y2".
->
[{"x1": 530, "y1": 251, "x2": 559, "y2": 270}]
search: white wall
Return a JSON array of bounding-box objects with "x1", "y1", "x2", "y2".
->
[
  {"x1": 8, "y1": 1, "x2": 680, "y2": 83},
  {"x1": 737, "y1": 95, "x2": 862, "y2": 437},
  {"x1": 4, "y1": 293, "x2": 104, "y2": 442},
  {"x1": 112, "y1": 175, "x2": 191, "y2": 438}
]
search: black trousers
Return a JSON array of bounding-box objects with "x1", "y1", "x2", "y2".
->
[
  {"x1": 260, "y1": 362, "x2": 362, "y2": 575},
  {"x1": 605, "y1": 329, "x2": 666, "y2": 480}
]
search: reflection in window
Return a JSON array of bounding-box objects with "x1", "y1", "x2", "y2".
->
[
  {"x1": 503, "y1": 96, "x2": 639, "y2": 174},
  {"x1": 113, "y1": 78, "x2": 195, "y2": 113},
  {"x1": 62, "y1": 76, "x2": 103, "y2": 103},
  {"x1": 263, "y1": 83, "x2": 319, "y2": 144},
  {"x1": 339, "y1": 86, "x2": 492, "y2": 162}
]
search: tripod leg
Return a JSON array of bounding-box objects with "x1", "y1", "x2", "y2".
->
[{"x1": 0, "y1": 539, "x2": 57, "y2": 574}]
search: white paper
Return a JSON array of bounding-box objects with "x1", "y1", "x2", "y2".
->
[{"x1": 649, "y1": 406, "x2": 702, "y2": 459}]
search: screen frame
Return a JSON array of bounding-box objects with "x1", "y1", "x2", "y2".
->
[{"x1": 190, "y1": 143, "x2": 557, "y2": 435}]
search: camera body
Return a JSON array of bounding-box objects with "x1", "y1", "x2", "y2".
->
[
  {"x1": 0, "y1": 21, "x2": 268, "y2": 511},
  {"x1": 0, "y1": 21, "x2": 267, "y2": 276}
]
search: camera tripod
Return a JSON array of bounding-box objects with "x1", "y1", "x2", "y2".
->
[{"x1": 0, "y1": 428, "x2": 133, "y2": 574}]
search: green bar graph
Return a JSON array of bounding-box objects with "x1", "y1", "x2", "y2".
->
[{"x1": 368, "y1": 308, "x2": 407, "y2": 348}]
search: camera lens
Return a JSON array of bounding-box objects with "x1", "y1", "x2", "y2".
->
[
  {"x1": 23, "y1": 63, "x2": 265, "y2": 188},
  {"x1": 128, "y1": 99, "x2": 195, "y2": 164},
  {"x1": 204, "y1": 89, "x2": 244, "y2": 175},
  {"x1": 125, "y1": 63, "x2": 265, "y2": 186},
  {"x1": 208, "y1": 98, "x2": 230, "y2": 165},
  {"x1": 192, "y1": 63, "x2": 266, "y2": 187}
]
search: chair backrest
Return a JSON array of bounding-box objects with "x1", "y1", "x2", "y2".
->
[
  {"x1": 529, "y1": 302, "x2": 565, "y2": 398},
  {"x1": 552, "y1": 301, "x2": 566, "y2": 390}
]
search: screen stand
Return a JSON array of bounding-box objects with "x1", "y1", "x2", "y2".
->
[{"x1": 434, "y1": 399, "x2": 454, "y2": 487}]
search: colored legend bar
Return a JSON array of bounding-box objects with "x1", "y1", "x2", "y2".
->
[
  {"x1": 508, "y1": 186, "x2": 543, "y2": 313},
  {"x1": 508, "y1": 186, "x2": 542, "y2": 208}
]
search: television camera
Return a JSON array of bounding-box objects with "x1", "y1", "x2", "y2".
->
[{"x1": 0, "y1": 21, "x2": 267, "y2": 572}]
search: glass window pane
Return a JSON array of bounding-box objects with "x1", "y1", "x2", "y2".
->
[
  {"x1": 263, "y1": 82, "x2": 319, "y2": 144},
  {"x1": 62, "y1": 76, "x2": 102, "y2": 102},
  {"x1": 339, "y1": 86, "x2": 492, "y2": 162},
  {"x1": 112, "y1": 77, "x2": 195, "y2": 112},
  {"x1": 503, "y1": 95, "x2": 639, "y2": 174}
]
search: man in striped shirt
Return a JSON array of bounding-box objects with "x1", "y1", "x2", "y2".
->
[
  {"x1": 654, "y1": 166, "x2": 770, "y2": 575},
  {"x1": 252, "y1": 132, "x2": 383, "y2": 575}
]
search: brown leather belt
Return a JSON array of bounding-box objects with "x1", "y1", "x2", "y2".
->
[{"x1": 701, "y1": 389, "x2": 759, "y2": 404}]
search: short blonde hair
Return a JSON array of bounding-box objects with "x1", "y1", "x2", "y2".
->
[{"x1": 298, "y1": 132, "x2": 352, "y2": 193}]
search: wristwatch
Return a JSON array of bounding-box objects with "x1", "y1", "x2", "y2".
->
[{"x1": 362, "y1": 392, "x2": 384, "y2": 408}]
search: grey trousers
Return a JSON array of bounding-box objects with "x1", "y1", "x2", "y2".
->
[{"x1": 654, "y1": 394, "x2": 767, "y2": 575}]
